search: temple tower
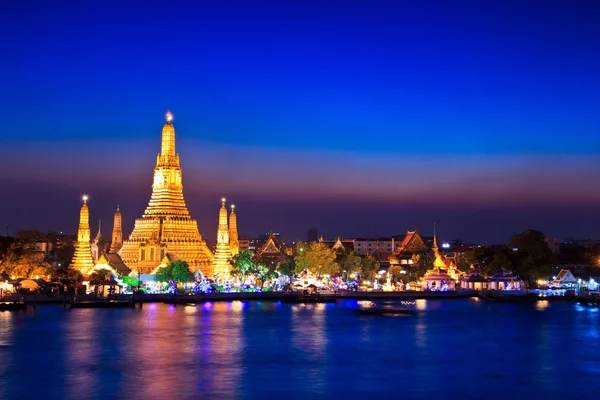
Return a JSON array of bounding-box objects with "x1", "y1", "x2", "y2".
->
[
  {"x1": 119, "y1": 111, "x2": 213, "y2": 274},
  {"x1": 110, "y1": 206, "x2": 123, "y2": 252},
  {"x1": 212, "y1": 198, "x2": 232, "y2": 280},
  {"x1": 71, "y1": 196, "x2": 94, "y2": 274},
  {"x1": 91, "y1": 220, "x2": 102, "y2": 261},
  {"x1": 229, "y1": 204, "x2": 239, "y2": 256},
  {"x1": 432, "y1": 223, "x2": 446, "y2": 269}
]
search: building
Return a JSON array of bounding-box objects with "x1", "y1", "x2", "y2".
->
[
  {"x1": 389, "y1": 230, "x2": 429, "y2": 266},
  {"x1": 319, "y1": 237, "x2": 355, "y2": 254},
  {"x1": 70, "y1": 196, "x2": 94, "y2": 274},
  {"x1": 256, "y1": 232, "x2": 286, "y2": 268},
  {"x1": 212, "y1": 198, "x2": 233, "y2": 280},
  {"x1": 354, "y1": 236, "x2": 404, "y2": 256},
  {"x1": 119, "y1": 112, "x2": 214, "y2": 275},
  {"x1": 238, "y1": 236, "x2": 250, "y2": 252}
]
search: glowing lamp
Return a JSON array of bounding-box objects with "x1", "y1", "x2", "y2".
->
[
  {"x1": 165, "y1": 111, "x2": 173, "y2": 122},
  {"x1": 82, "y1": 195, "x2": 88, "y2": 202},
  {"x1": 231, "y1": 204, "x2": 235, "y2": 209}
]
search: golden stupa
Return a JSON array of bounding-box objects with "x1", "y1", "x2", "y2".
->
[
  {"x1": 229, "y1": 204, "x2": 239, "y2": 256},
  {"x1": 212, "y1": 198, "x2": 233, "y2": 280},
  {"x1": 71, "y1": 195, "x2": 95, "y2": 274},
  {"x1": 119, "y1": 111, "x2": 213, "y2": 274}
]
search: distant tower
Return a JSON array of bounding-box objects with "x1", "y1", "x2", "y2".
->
[
  {"x1": 71, "y1": 195, "x2": 94, "y2": 274},
  {"x1": 307, "y1": 227, "x2": 318, "y2": 242},
  {"x1": 229, "y1": 204, "x2": 239, "y2": 256},
  {"x1": 91, "y1": 219, "x2": 102, "y2": 262},
  {"x1": 212, "y1": 198, "x2": 232, "y2": 280},
  {"x1": 432, "y1": 223, "x2": 446, "y2": 269},
  {"x1": 110, "y1": 205, "x2": 123, "y2": 253}
]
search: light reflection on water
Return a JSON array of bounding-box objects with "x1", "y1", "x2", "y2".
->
[{"x1": 0, "y1": 300, "x2": 599, "y2": 399}]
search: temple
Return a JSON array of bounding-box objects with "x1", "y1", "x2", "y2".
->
[
  {"x1": 119, "y1": 112, "x2": 213, "y2": 274},
  {"x1": 71, "y1": 196, "x2": 95, "y2": 274},
  {"x1": 212, "y1": 198, "x2": 233, "y2": 279},
  {"x1": 110, "y1": 206, "x2": 123, "y2": 252},
  {"x1": 229, "y1": 204, "x2": 239, "y2": 256}
]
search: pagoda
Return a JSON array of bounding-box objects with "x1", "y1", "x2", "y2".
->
[
  {"x1": 109, "y1": 206, "x2": 123, "y2": 252},
  {"x1": 71, "y1": 195, "x2": 95, "y2": 274},
  {"x1": 119, "y1": 111, "x2": 213, "y2": 274},
  {"x1": 212, "y1": 198, "x2": 233, "y2": 280},
  {"x1": 229, "y1": 204, "x2": 239, "y2": 256}
]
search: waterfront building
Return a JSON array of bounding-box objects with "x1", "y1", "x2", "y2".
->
[
  {"x1": 460, "y1": 266, "x2": 488, "y2": 290},
  {"x1": 119, "y1": 112, "x2": 213, "y2": 275},
  {"x1": 212, "y1": 198, "x2": 233, "y2": 279},
  {"x1": 70, "y1": 196, "x2": 95, "y2": 275},
  {"x1": 229, "y1": 204, "x2": 239, "y2": 256},
  {"x1": 487, "y1": 268, "x2": 522, "y2": 290},
  {"x1": 551, "y1": 269, "x2": 578, "y2": 289},
  {"x1": 423, "y1": 267, "x2": 455, "y2": 290},
  {"x1": 89, "y1": 252, "x2": 131, "y2": 277},
  {"x1": 110, "y1": 206, "x2": 123, "y2": 252}
]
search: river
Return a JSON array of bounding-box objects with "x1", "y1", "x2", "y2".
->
[{"x1": 0, "y1": 299, "x2": 598, "y2": 399}]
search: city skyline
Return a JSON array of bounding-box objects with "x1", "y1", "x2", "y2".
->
[{"x1": 1, "y1": 1, "x2": 600, "y2": 242}]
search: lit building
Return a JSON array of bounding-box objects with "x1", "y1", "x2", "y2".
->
[
  {"x1": 229, "y1": 204, "x2": 239, "y2": 256},
  {"x1": 238, "y1": 236, "x2": 250, "y2": 252},
  {"x1": 119, "y1": 112, "x2": 213, "y2": 274},
  {"x1": 90, "y1": 220, "x2": 109, "y2": 262},
  {"x1": 212, "y1": 198, "x2": 233, "y2": 280},
  {"x1": 256, "y1": 232, "x2": 286, "y2": 267},
  {"x1": 110, "y1": 206, "x2": 123, "y2": 252},
  {"x1": 71, "y1": 196, "x2": 95, "y2": 274},
  {"x1": 389, "y1": 230, "x2": 428, "y2": 266}
]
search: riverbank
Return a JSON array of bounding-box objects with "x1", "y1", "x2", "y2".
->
[{"x1": 1, "y1": 290, "x2": 478, "y2": 304}]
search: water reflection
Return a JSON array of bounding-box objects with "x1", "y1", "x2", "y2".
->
[
  {"x1": 0, "y1": 312, "x2": 13, "y2": 399},
  {"x1": 2, "y1": 301, "x2": 600, "y2": 399}
]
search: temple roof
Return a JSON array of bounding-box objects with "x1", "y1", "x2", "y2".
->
[
  {"x1": 554, "y1": 269, "x2": 578, "y2": 283},
  {"x1": 391, "y1": 230, "x2": 428, "y2": 258},
  {"x1": 256, "y1": 232, "x2": 285, "y2": 257},
  {"x1": 93, "y1": 252, "x2": 131, "y2": 276}
]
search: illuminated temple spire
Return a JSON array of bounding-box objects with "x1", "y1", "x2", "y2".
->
[
  {"x1": 432, "y1": 222, "x2": 446, "y2": 269},
  {"x1": 110, "y1": 205, "x2": 123, "y2": 253},
  {"x1": 229, "y1": 204, "x2": 239, "y2": 256},
  {"x1": 71, "y1": 195, "x2": 94, "y2": 274},
  {"x1": 212, "y1": 198, "x2": 232, "y2": 280},
  {"x1": 119, "y1": 112, "x2": 213, "y2": 274}
]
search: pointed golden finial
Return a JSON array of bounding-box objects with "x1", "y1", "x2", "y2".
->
[
  {"x1": 221, "y1": 197, "x2": 226, "y2": 206},
  {"x1": 231, "y1": 204, "x2": 235, "y2": 211},
  {"x1": 82, "y1": 194, "x2": 88, "y2": 204},
  {"x1": 165, "y1": 110, "x2": 173, "y2": 123}
]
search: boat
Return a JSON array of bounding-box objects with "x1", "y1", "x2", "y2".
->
[
  {"x1": 0, "y1": 302, "x2": 27, "y2": 311},
  {"x1": 281, "y1": 292, "x2": 337, "y2": 304},
  {"x1": 357, "y1": 307, "x2": 415, "y2": 316}
]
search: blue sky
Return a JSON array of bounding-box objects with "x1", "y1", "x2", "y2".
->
[{"x1": 1, "y1": 0, "x2": 599, "y2": 242}]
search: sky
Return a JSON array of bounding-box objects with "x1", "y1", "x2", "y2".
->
[{"x1": 1, "y1": 0, "x2": 599, "y2": 244}]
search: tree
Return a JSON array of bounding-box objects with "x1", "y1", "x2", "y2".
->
[
  {"x1": 50, "y1": 267, "x2": 83, "y2": 293},
  {"x1": 387, "y1": 265, "x2": 403, "y2": 283},
  {"x1": 89, "y1": 269, "x2": 111, "y2": 295},
  {"x1": 510, "y1": 230, "x2": 556, "y2": 281},
  {"x1": 230, "y1": 250, "x2": 257, "y2": 281},
  {"x1": 410, "y1": 253, "x2": 433, "y2": 279},
  {"x1": 172, "y1": 261, "x2": 194, "y2": 285},
  {"x1": 294, "y1": 241, "x2": 340, "y2": 276},
  {"x1": 339, "y1": 251, "x2": 362, "y2": 276},
  {"x1": 121, "y1": 275, "x2": 139, "y2": 288},
  {"x1": 361, "y1": 257, "x2": 380, "y2": 280},
  {"x1": 277, "y1": 256, "x2": 296, "y2": 277},
  {"x1": 486, "y1": 252, "x2": 513, "y2": 277},
  {"x1": 154, "y1": 264, "x2": 174, "y2": 284},
  {"x1": 155, "y1": 261, "x2": 194, "y2": 287}
]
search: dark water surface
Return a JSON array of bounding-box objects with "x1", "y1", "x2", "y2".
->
[{"x1": 0, "y1": 299, "x2": 599, "y2": 399}]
